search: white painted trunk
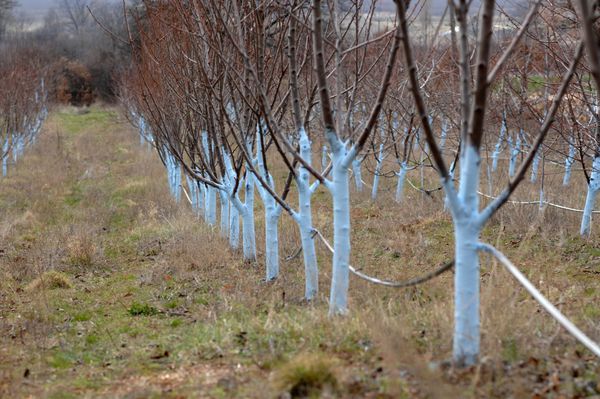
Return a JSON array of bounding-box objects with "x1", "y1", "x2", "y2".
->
[
  {"x1": 563, "y1": 142, "x2": 575, "y2": 186},
  {"x1": 329, "y1": 150, "x2": 351, "y2": 315},
  {"x1": 440, "y1": 119, "x2": 448, "y2": 150},
  {"x1": 491, "y1": 115, "x2": 506, "y2": 172},
  {"x1": 371, "y1": 144, "x2": 384, "y2": 201},
  {"x1": 352, "y1": 157, "x2": 363, "y2": 192},
  {"x1": 264, "y1": 198, "x2": 280, "y2": 281},
  {"x1": 175, "y1": 166, "x2": 182, "y2": 203},
  {"x1": 444, "y1": 160, "x2": 456, "y2": 211},
  {"x1": 205, "y1": 186, "x2": 217, "y2": 226},
  {"x1": 321, "y1": 145, "x2": 328, "y2": 171},
  {"x1": 486, "y1": 164, "x2": 493, "y2": 196},
  {"x1": 530, "y1": 150, "x2": 540, "y2": 183},
  {"x1": 452, "y1": 145, "x2": 482, "y2": 366},
  {"x1": 395, "y1": 163, "x2": 407, "y2": 203},
  {"x1": 196, "y1": 182, "x2": 205, "y2": 217},
  {"x1": 509, "y1": 134, "x2": 520, "y2": 177},
  {"x1": 452, "y1": 220, "x2": 481, "y2": 366},
  {"x1": 12, "y1": 135, "x2": 18, "y2": 163},
  {"x1": 219, "y1": 190, "x2": 230, "y2": 237},
  {"x1": 242, "y1": 172, "x2": 256, "y2": 261},
  {"x1": 580, "y1": 156, "x2": 600, "y2": 236},
  {"x1": 2, "y1": 139, "x2": 8, "y2": 177},
  {"x1": 298, "y1": 129, "x2": 319, "y2": 300},
  {"x1": 229, "y1": 202, "x2": 240, "y2": 249},
  {"x1": 186, "y1": 175, "x2": 197, "y2": 210}
]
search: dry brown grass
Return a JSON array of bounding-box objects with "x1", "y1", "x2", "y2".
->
[
  {"x1": 0, "y1": 105, "x2": 598, "y2": 398},
  {"x1": 25, "y1": 270, "x2": 73, "y2": 292}
]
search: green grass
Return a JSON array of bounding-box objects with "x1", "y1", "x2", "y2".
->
[
  {"x1": 55, "y1": 107, "x2": 117, "y2": 135},
  {"x1": 128, "y1": 302, "x2": 159, "y2": 316}
]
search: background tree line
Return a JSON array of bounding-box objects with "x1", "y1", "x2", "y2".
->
[{"x1": 1, "y1": 0, "x2": 140, "y2": 105}]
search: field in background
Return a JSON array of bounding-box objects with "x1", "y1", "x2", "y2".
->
[{"x1": 0, "y1": 107, "x2": 598, "y2": 398}]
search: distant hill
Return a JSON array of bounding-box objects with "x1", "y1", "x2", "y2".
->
[{"x1": 372, "y1": 0, "x2": 528, "y2": 18}]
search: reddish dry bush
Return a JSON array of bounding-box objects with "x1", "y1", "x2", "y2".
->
[{"x1": 50, "y1": 59, "x2": 95, "y2": 107}]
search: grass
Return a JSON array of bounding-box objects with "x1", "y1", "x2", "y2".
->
[
  {"x1": 128, "y1": 302, "x2": 159, "y2": 316},
  {"x1": 55, "y1": 106, "x2": 118, "y2": 136},
  {"x1": 0, "y1": 104, "x2": 598, "y2": 398},
  {"x1": 272, "y1": 353, "x2": 339, "y2": 398},
  {"x1": 25, "y1": 270, "x2": 73, "y2": 291}
]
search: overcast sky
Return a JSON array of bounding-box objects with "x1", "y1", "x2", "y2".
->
[{"x1": 17, "y1": 0, "x2": 53, "y2": 12}]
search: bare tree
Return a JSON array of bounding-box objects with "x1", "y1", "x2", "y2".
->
[
  {"x1": 57, "y1": 0, "x2": 90, "y2": 35},
  {"x1": 0, "y1": 0, "x2": 17, "y2": 40}
]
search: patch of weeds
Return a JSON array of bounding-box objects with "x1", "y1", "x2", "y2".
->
[
  {"x1": 109, "y1": 212, "x2": 128, "y2": 229},
  {"x1": 63, "y1": 182, "x2": 86, "y2": 207},
  {"x1": 165, "y1": 299, "x2": 179, "y2": 309},
  {"x1": 584, "y1": 304, "x2": 600, "y2": 319},
  {"x1": 66, "y1": 234, "x2": 96, "y2": 267},
  {"x1": 272, "y1": 353, "x2": 339, "y2": 398},
  {"x1": 49, "y1": 350, "x2": 77, "y2": 369},
  {"x1": 128, "y1": 302, "x2": 159, "y2": 316},
  {"x1": 194, "y1": 292, "x2": 212, "y2": 306},
  {"x1": 501, "y1": 338, "x2": 519, "y2": 362},
  {"x1": 208, "y1": 386, "x2": 227, "y2": 399},
  {"x1": 26, "y1": 271, "x2": 73, "y2": 292},
  {"x1": 72, "y1": 376, "x2": 102, "y2": 390},
  {"x1": 48, "y1": 391, "x2": 78, "y2": 399},
  {"x1": 73, "y1": 311, "x2": 92, "y2": 322},
  {"x1": 19, "y1": 233, "x2": 37, "y2": 243},
  {"x1": 170, "y1": 318, "x2": 183, "y2": 328},
  {"x1": 85, "y1": 334, "x2": 100, "y2": 345}
]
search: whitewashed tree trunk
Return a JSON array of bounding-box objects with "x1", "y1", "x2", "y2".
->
[
  {"x1": 321, "y1": 145, "x2": 328, "y2": 171},
  {"x1": 229, "y1": 202, "x2": 240, "y2": 249},
  {"x1": 12, "y1": 134, "x2": 18, "y2": 163},
  {"x1": 444, "y1": 160, "x2": 456, "y2": 210},
  {"x1": 327, "y1": 143, "x2": 352, "y2": 315},
  {"x1": 563, "y1": 140, "x2": 576, "y2": 186},
  {"x1": 509, "y1": 134, "x2": 520, "y2": 177},
  {"x1": 530, "y1": 149, "x2": 541, "y2": 183},
  {"x1": 2, "y1": 138, "x2": 8, "y2": 177},
  {"x1": 371, "y1": 143, "x2": 385, "y2": 201},
  {"x1": 451, "y1": 145, "x2": 482, "y2": 366},
  {"x1": 581, "y1": 155, "x2": 600, "y2": 236},
  {"x1": 395, "y1": 162, "x2": 408, "y2": 203},
  {"x1": 491, "y1": 114, "x2": 506, "y2": 172},
  {"x1": 255, "y1": 135, "x2": 282, "y2": 280},
  {"x1": 205, "y1": 185, "x2": 217, "y2": 226},
  {"x1": 219, "y1": 190, "x2": 230, "y2": 237},
  {"x1": 263, "y1": 193, "x2": 282, "y2": 280},
  {"x1": 186, "y1": 174, "x2": 198, "y2": 210},
  {"x1": 440, "y1": 119, "x2": 448, "y2": 150},
  {"x1": 175, "y1": 164, "x2": 182, "y2": 203},
  {"x1": 242, "y1": 170, "x2": 257, "y2": 261},
  {"x1": 297, "y1": 128, "x2": 319, "y2": 299},
  {"x1": 352, "y1": 157, "x2": 363, "y2": 192},
  {"x1": 196, "y1": 181, "x2": 205, "y2": 217}
]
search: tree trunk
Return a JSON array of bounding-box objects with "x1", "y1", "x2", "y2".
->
[
  {"x1": 264, "y1": 198, "x2": 280, "y2": 281},
  {"x1": 219, "y1": 190, "x2": 230, "y2": 237},
  {"x1": 352, "y1": 157, "x2": 363, "y2": 192},
  {"x1": 329, "y1": 150, "x2": 351, "y2": 315},
  {"x1": 452, "y1": 145, "x2": 482, "y2": 366},
  {"x1": 395, "y1": 163, "x2": 407, "y2": 203},
  {"x1": 580, "y1": 155, "x2": 600, "y2": 236},
  {"x1": 298, "y1": 129, "x2": 319, "y2": 300},
  {"x1": 242, "y1": 172, "x2": 256, "y2": 261}
]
